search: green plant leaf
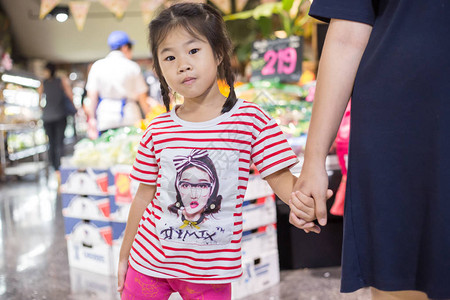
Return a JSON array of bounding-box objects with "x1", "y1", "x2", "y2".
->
[
  {"x1": 282, "y1": 0, "x2": 295, "y2": 11},
  {"x1": 223, "y1": 10, "x2": 254, "y2": 21},
  {"x1": 253, "y1": 2, "x2": 281, "y2": 19},
  {"x1": 257, "y1": 16, "x2": 273, "y2": 38}
]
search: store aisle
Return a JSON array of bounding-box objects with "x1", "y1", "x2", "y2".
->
[{"x1": 0, "y1": 172, "x2": 370, "y2": 300}]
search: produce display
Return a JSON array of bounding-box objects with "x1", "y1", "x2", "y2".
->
[
  {"x1": 6, "y1": 128, "x2": 47, "y2": 153},
  {"x1": 71, "y1": 127, "x2": 143, "y2": 168},
  {"x1": 71, "y1": 100, "x2": 169, "y2": 168},
  {"x1": 135, "y1": 103, "x2": 167, "y2": 131},
  {"x1": 236, "y1": 80, "x2": 312, "y2": 138},
  {"x1": 0, "y1": 82, "x2": 42, "y2": 124}
]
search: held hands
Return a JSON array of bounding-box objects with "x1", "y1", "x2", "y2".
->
[
  {"x1": 289, "y1": 191, "x2": 321, "y2": 233},
  {"x1": 289, "y1": 165, "x2": 334, "y2": 233}
]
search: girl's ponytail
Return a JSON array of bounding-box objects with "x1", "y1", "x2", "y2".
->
[
  {"x1": 159, "y1": 79, "x2": 171, "y2": 112},
  {"x1": 221, "y1": 57, "x2": 237, "y2": 113}
]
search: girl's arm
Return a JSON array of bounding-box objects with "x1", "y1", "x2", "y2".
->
[
  {"x1": 294, "y1": 19, "x2": 372, "y2": 227},
  {"x1": 117, "y1": 183, "x2": 156, "y2": 294},
  {"x1": 265, "y1": 168, "x2": 322, "y2": 233}
]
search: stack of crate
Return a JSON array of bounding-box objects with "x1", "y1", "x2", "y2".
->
[
  {"x1": 231, "y1": 168, "x2": 280, "y2": 299},
  {"x1": 60, "y1": 164, "x2": 281, "y2": 299},
  {"x1": 60, "y1": 165, "x2": 136, "y2": 276}
]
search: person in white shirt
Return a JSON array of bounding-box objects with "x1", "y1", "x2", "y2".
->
[{"x1": 85, "y1": 31, "x2": 150, "y2": 138}]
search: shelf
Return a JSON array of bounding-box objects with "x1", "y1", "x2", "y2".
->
[
  {"x1": 8, "y1": 144, "x2": 48, "y2": 161},
  {"x1": 0, "y1": 122, "x2": 39, "y2": 131},
  {"x1": 0, "y1": 121, "x2": 48, "y2": 181},
  {"x1": 4, "y1": 161, "x2": 47, "y2": 177}
]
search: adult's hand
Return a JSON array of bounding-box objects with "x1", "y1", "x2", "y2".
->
[{"x1": 293, "y1": 163, "x2": 333, "y2": 228}]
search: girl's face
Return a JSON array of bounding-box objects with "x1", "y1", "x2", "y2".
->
[
  {"x1": 157, "y1": 27, "x2": 220, "y2": 101},
  {"x1": 178, "y1": 166, "x2": 212, "y2": 219}
]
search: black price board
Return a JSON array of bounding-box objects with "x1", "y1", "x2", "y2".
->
[{"x1": 250, "y1": 36, "x2": 303, "y2": 83}]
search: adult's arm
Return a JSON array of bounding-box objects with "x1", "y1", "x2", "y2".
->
[{"x1": 293, "y1": 19, "x2": 372, "y2": 227}]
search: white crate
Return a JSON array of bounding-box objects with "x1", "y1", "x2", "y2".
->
[
  {"x1": 64, "y1": 217, "x2": 114, "y2": 276},
  {"x1": 244, "y1": 175, "x2": 273, "y2": 200},
  {"x1": 232, "y1": 250, "x2": 280, "y2": 299},
  {"x1": 241, "y1": 223, "x2": 277, "y2": 261},
  {"x1": 242, "y1": 195, "x2": 276, "y2": 231}
]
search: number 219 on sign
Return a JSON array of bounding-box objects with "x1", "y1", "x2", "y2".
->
[{"x1": 261, "y1": 47, "x2": 297, "y2": 76}]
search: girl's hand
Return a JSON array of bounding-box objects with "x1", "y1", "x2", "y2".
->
[
  {"x1": 290, "y1": 191, "x2": 315, "y2": 221},
  {"x1": 117, "y1": 259, "x2": 129, "y2": 296},
  {"x1": 289, "y1": 191, "x2": 321, "y2": 234},
  {"x1": 293, "y1": 163, "x2": 333, "y2": 228}
]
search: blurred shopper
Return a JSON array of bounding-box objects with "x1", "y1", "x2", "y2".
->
[
  {"x1": 291, "y1": 0, "x2": 450, "y2": 299},
  {"x1": 39, "y1": 63, "x2": 73, "y2": 174},
  {"x1": 85, "y1": 31, "x2": 150, "y2": 139}
]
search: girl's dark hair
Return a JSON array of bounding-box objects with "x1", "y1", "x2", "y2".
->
[{"x1": 149, "y1": 3, "x2": 237, "y2": 113}]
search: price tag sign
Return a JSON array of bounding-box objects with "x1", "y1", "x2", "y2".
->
[{"x1": 250, "y1": 36, "x2": 303, "y2": 83}]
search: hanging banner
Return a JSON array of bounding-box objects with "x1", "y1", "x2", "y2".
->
[
  {"x1": 69, "y1": 1, "x2": 91, "y2": 31},
  {"x1": 140, "y1": 0, "x2": 163, "y2": 24},
  {"x1": 210, "y1": 0, "x2": 231, "y2": 14},
  {"x1": 39, "y1": 0, "x2": 61, "y2": 19},
  {"x1": 236, "y1": 0, "x2": 248, "y2": 12},
  {"x1": 99, "y1": 0, "x2": 130, "y2": 19}
]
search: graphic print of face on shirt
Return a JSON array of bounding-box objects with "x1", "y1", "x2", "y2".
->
[
  {"x1": 179, "y1": 166, "x2": 212, "y2": 219},
  {"x1": 171, "y1": 149, "x2": 222, "y2": 228}
]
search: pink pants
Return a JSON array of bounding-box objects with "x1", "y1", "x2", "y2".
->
[{"x1": 122, "y1": 266, "x2": 232, "y2": 300}]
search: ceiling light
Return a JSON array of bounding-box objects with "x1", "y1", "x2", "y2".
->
[
  {"x1": 56, "y1": 13, "x2": 68, "y2": 22},
  {"x1": 46, "y1": 5, "x2": 70, "y2": 23}
]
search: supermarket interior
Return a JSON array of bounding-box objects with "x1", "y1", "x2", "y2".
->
[{"x1": 0, "y1": 0, "x2": 371, "y2": 299}]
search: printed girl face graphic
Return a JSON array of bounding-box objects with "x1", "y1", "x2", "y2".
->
[
  {"x1": 170, "y1": 149, "x2": 222, "y2": 228},
  {"x1": 178, "y1": 166, "x2": 212, "y2": 219},
  {"x1": 157, "y1": 26, "x2": 220, "y2": 100}
]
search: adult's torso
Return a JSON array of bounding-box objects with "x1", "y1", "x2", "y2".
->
[
  {"x1": 86, "y1": 51, "x2": 143, "y2": 101},
  {"x1": 42, "y1": 78, "x2": 66, "y2": 122}
]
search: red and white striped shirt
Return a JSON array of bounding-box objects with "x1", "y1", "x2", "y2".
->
[{"x1": 129, "y1": 98, "x2": 298, "y2": 283}]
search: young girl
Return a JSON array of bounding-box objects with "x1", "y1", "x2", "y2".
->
[{"x1": 117, "y1": 3, "x2": 319, "y2": 299}]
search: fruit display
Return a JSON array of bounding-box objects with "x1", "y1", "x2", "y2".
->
[
  {"x1": 236, "y1": 80, "x2": 312, "y2": 138},
  {"x1": 236, "y1": 80, "x2": 314, "y2": 156},
  {"x1": 135, "y1": 103, "x2": 167, "y2": 131},
  {"x1": 71, "y1": 127, "x2": 143, "y2": 168}
]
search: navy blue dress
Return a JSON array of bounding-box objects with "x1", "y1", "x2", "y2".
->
[{"x1": 309, "y1": 0, "x2": 450, "y2": 298}]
